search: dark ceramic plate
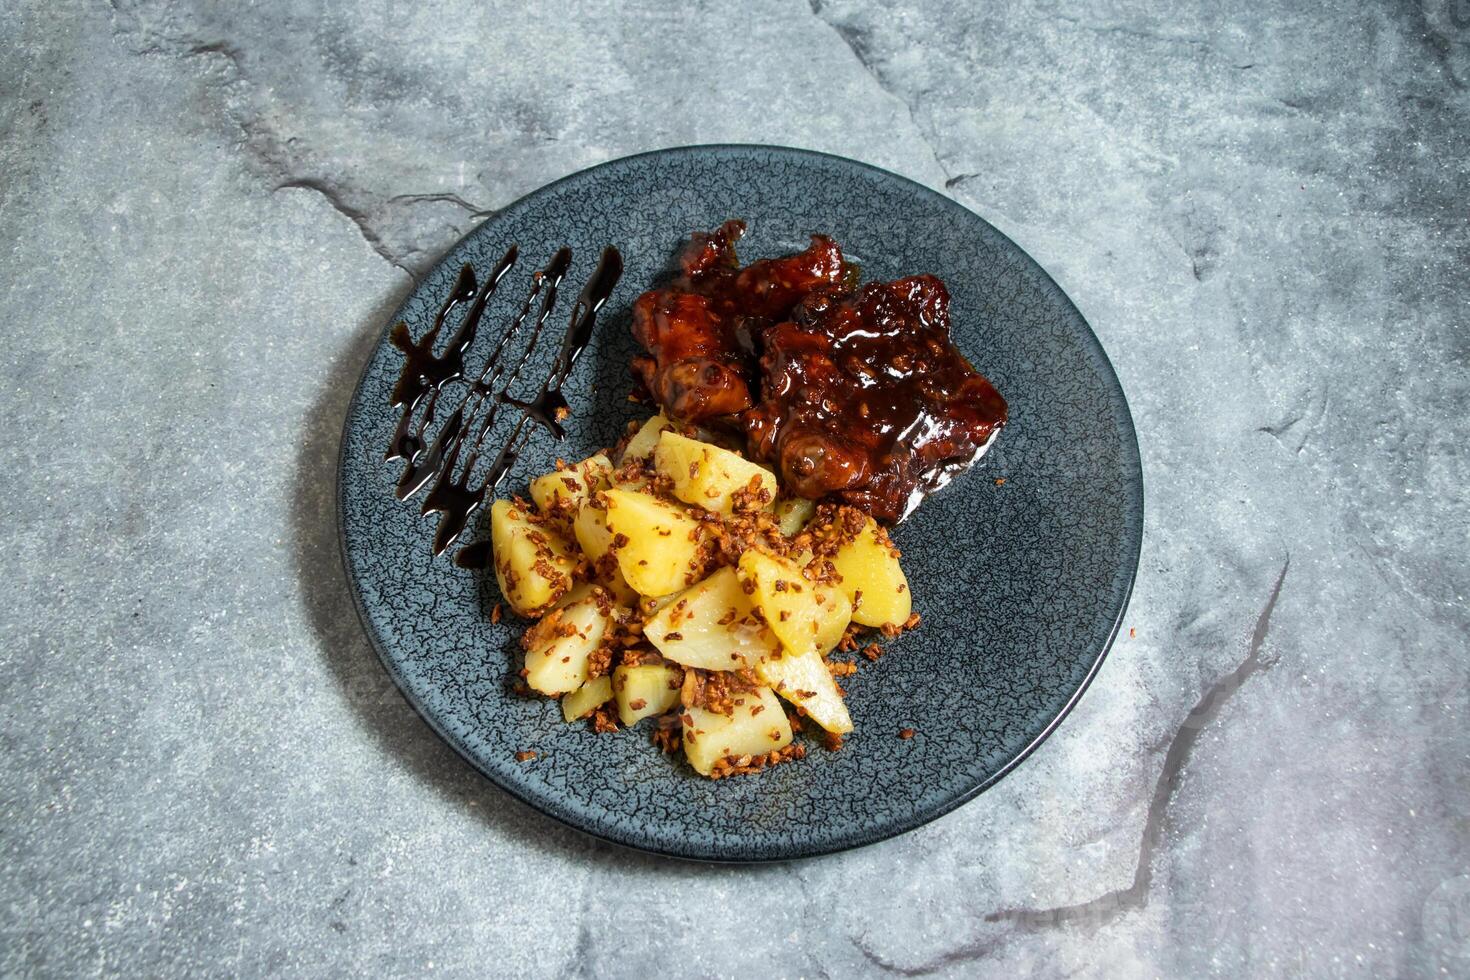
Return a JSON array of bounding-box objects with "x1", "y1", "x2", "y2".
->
[{"x1": 339, "y1": 145, "x2": 1142, "y2": 862}]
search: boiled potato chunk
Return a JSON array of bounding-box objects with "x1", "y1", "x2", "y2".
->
[
  {"x1": 773, "y1": 497, "x2": 815, "y2": 536},
  {"x1": 552, "y1": 582, "x2": 597, "y2": 610},
  {"x1": 757, "y1": 649, "x2": 852, "y2": 735},
  {"x1": 522, "y1": 594, "x2": 612, "y2": 695},
  {"x1": 643, "y1": 567, "x2": 780, "y2": 670},
  {"x1": 561, "y1": 674, "x2": 614, "y2": 722},
  {"x1": 737, "y1": 549, "x2": 852, "y2": 659},
  {"x1": 571, "y1": 496, "x2": 640, "y2": 605},
  {"x1": 683, "y1": 687, "x2": 792, "y2": 776},
  {"x1": 621, "y1": 412, "x2": 671, "y2": 463},
  {"x1": 573, "y1": 497, "x2": 615, "y2": 561},
  {"x1": 613, "y1": 661, "x2": 682, "y2": 726},
  {"x1": 654, "y1": 431, "x2": 777, "y2": 515},
  {"x1": 602, "y1": 488, "x2": 702, "y2": 597},
  {"x1": 685, "y1": 687, "x2": 793, "y2": 775},
  {"x1": 637, "y1": 591, "x2": 681, "y2": 618},
  {"x1": 552, "y1": 582, "x2": 632, "y2": 614},
  {"x1": 831, "y1": 517, "x2": 911, "y2": 628},
  {"x1": 529, "y1": 453, "x2": 611, "y2": 518},
  {"x1": 594, "y1": 569, "x2": 639, "y2": 607},
  {"x1": 491, "y1": 499, "x2": 577, "y2": 616}
]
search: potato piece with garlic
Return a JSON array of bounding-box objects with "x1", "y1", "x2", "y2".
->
[
  {"x1": 653, "y1": 431, "x2": 777, "y2": 515},
  {"x1": 620, "y1": 412, "x2": 671, "y2": 463},
  {"x1": 568, "y1": 492, "x2": 640, "y2": 606},
  {"x1": 561, "y1": 675, "x2": 614, "y2": 722},
  {"x1": 643, "y1": 566, "x2": 780, "y2": 670},
  {"x1": 602, "y1": 488, "x2": 703, "y2": 597},
  {"x1": 756, "y1": 649, "x2": 852, "y2": 735},
  {"x1": 737, "y1": 548, "x2": 851, "y2": 659},
  {"x1": 830, "y1": 516, "x2": 911, "y2": 628},
  {"x1": 682, "y1": 687, "x2": 792, "y2": 777},
  {"x1": 522, "y1": 593, "x2": 613, "y2": 695},
  {"x1": 572, "y1": 473, "x2": 656, "y2": 559},
  {"x1": 491, "y1": 499, "x2": 577, "y2": 617},
  {"x1": 529, "y1": 453, "x2": 611, "y2": 521},
  {"x1": 613, "y1": 660, "x2": 682, "y2": 726},
  {"x1": 573, "y1": 495, "x2": 615, "y2": 561},
  {"x1": 773, "y1": 497, "x2": 816, "y2": 536}
]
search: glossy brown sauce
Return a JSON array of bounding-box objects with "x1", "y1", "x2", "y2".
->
[
  {"x1": 746, "y1": 275, "x2": 1007, "y2": 521},
  {"x1": 385, "y1": 245, "x2": 623, "y2": 566},
  {"x1": 630, "y1": 220, "x2": 848, "y2": 422},
  {"x1": 630, "y1": 224, "x2": 1006, "y2": 522}
]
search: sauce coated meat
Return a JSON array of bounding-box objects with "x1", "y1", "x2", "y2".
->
[
  {"x1": 630, "y1": 220, "x2": 845, "y2": 421},
  {"x1": 630, "y1": 223, "x2": 1007, "y2": 522},
  {"x1": 746, "y1": 275, "x2": 1007, "y2": 522}
]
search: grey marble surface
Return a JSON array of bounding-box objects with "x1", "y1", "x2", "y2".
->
[{"x1": 2, "y1": 0, "x2": 1466, "y2": 976}]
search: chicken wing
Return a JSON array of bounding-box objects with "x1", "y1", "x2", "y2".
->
[
  {"x1": 630, "y1": 221, "x2": 845, "y2": 422},
  {"x1": 744, "y1": 275, "x2": 1008, "y2": 522}
]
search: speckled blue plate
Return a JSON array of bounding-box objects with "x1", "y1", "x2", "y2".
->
[{"x1": 339, "y1": 145, "x2": 1142, "y2": 862}]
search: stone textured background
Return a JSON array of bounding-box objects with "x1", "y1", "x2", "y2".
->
[{"x1": 2, "y1": 0, "x2": 1466, "y2": 976}]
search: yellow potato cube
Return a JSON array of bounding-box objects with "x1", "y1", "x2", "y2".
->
[
  {"x1": 773, "y1": 497, "x2": 815, "y2": 536},
  {"x1": 552, "y1": 582, "x2": 597, "y2": 610},
  {"x1": 831, "y1": 517, "x2": 912, "y2": 628},
  {"x1": 682, "y1": 687, "x2": 792, "y2": 777},
  {"x1": 643, "y1": 567, "x2": 780, "y2": 670},
  {"x1": 561, "y1": 675, "x2": 614, "y2": 722},
  {"x1": 569, "y1": 495, "x2": 638, "y2": 605},
  {"x1": 529, "y1": 453, "x2": 611, "y2": 520},
  {"x1": 620, "y1": 412, "x2": 671, "y2": 463},
  {"x1": 737, "y1": 548, "x2": 852, "y2": 659},
  {"x1": 613, "y1": 661, "x2": 682, "y2": 726},
  {"x1": 522, "y1": 594, "x2": 612, "y2": 695},
  {"x1": 572, "y1": 496, "x2": 615, "y2": 561},
  {"x1": 653, "y1": 431, "x2": 777, "y2": 515},
  {"x1": 756, "y1": 649, "x2": 852, "y2": 735},
  {"x1": 595, "y1": 569, "x2": 639, "y2": 608},
  {"x1": 490, "y1": 499, "x2": 576, "y2": 617},
  {"x1": 551, "y1": 582, "x2": 629, "y2": 614},
  {"x1": 602, "y1": 488, "x2": 703, "y2": 597}
]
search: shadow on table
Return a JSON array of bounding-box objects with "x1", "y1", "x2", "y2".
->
[{"x1": 289, "y1": 271, "x2": 781, "y2": 876}]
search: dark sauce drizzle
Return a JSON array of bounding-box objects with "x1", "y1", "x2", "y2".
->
[
  {"x1": 386, "y1": 249, "x2": 518, "y2": 467},
  {"x1": 385, "y1": 245, "x2": 623, "y2": 570},
  {"x1": 397, "y1": 248, "x2": 567, "y2": 504}
]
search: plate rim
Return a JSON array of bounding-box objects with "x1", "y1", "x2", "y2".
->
[{"x1": 337, "y1": 142, "x2": 1144, "y2": 862}]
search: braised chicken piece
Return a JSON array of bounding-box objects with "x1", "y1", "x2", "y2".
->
[
  {"x1": 631, "y1": 222, "x2": 1006, "y2": 521},
  {"x1": 744, "y1": 275, "x2": 1008, "y2": 522},
  {"x1": 630, "y1": 220, "x2": 845, "y2": 421}
]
